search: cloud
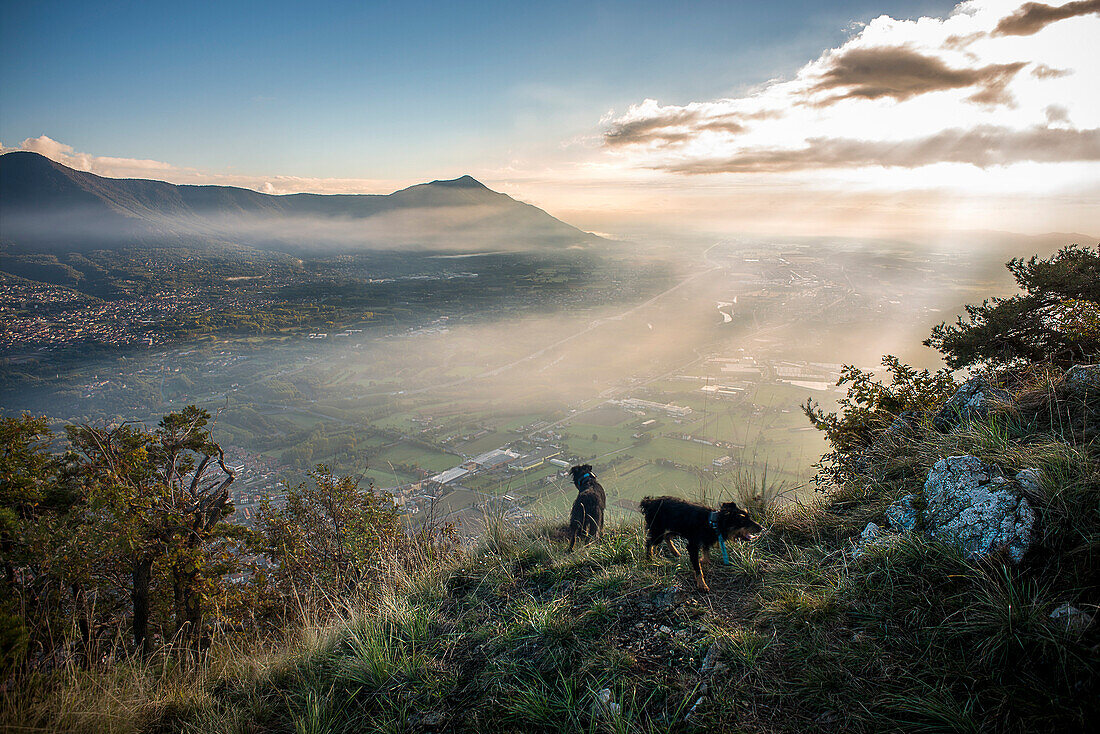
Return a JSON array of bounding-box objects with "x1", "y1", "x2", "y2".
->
[
  {"x1": 1045, "y1": 104, "x2": 1071, "y2": 124},
  {"x1": 602, "y1": 103, "x2": 780, "y2": 148},
  {"x1": 0, "y1": 135, "x2": 408, "y2": 195},
  {"x1": 5, "y1": 135, "x2": 176, "y2": 176},
  {"x1": 667, "y1": 126, "x2": 1100, "y2": 174},
  {"x1": 600, "y1": 1, "x2": 1098, "y2": 178},
  {"x1": 1030, "y1": 63, "x2": 1072, "y2": 78},
  {"x1": 994, "y1": 0, "x2": 1100, "y2": 36},
  {"x1": 807, "y1": 46, "x2": 1025, "y2": 106}
]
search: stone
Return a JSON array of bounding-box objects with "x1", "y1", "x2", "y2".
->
[
  {"x1": 852, "y1": 522, "x2": 888, "y2": 559},
  {"x1": 654, "y1": 584, "x2": 679, "y2": 611},
  {"x1": 1015, "y1": 468, "x2": 1042, "y2": 495},
  {"x1": 699, "y1": 642, "x2": 721, "y2": 674},
  {"x1": 923, "y1": 456, "x2": 1035, "y2": 563},
  {"x1": 933, "y1": 377, "x2": 1013, "y2": 433},
  {"x1": 884, "y1": 410, "x2": 925, "y2": 441},
  {"x1": 1063, "y1": 364, "x2": 1100, "y2": 395},
  {"x1": 1049, "y1": 604, "x2": 1094, "y2": 633},
  {"x1": 885, "y1": 494, "x2": 919, "y2": 532},
  {"x1": 594, "y1": 688, "x2": 621, "y2": 717}
]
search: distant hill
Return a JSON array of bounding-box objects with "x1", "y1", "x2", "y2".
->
[{"x1": 0, "y1": 151, "x2": 603, "y2": 253}]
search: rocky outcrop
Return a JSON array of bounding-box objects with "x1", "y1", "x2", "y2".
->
[
  {"x1": 933, "y1": 377, "x2": 1013, "y2": 433},
  {"x1": 923, "y1": 456, "x2": 1035, "y2": 563}
]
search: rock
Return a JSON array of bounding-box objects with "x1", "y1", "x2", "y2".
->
[
  {"x1": 1050, "y1": 604, "x2": 1094, "y2": 633},
  {"x1": 933, "y1": 377, "x2": 1012, "y2": 433},
  {"x1": 1063, "y1": 364, "x2": 1100, "y2": 396},
  {"x1": 684, "y1": 696, "x2": 706, "y2": 722},
  {"x1": 654, "y1": 584, "x2": 679, "y2": 611},
  {"x1": 1015, "y1": 468, "x2": 1042, "y2": 495},
  {"x1": 852, "y1": 522, "x2": 888, "y2": 559},
  {"x1": 923, "y1": 456, "x2": 1035, "y2": 563},
  {"x1": 699, "y1": 642, "x2": 721, "y2": 674},
  {"x1": 594, "y1": 688, "x2": 621, "y2": 717},
  {"x1": 659, "y1": 625, "x2": 672, "y2": 635},
  {"x1": 884, "y1": 410, "x2": 925, "y2": 441},
  {"x1": 885, "y1": 494, "x2": 919, "y2": 532}
]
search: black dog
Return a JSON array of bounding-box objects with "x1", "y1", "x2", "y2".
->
[
  {"x1": 567, "y1": 464, "x2": 606, "y2": 551},
  {"x1": 639, "y1": 496, "x2": 762, "y2": 591}
]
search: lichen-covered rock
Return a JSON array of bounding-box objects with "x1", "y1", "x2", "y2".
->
[
  {"x1": 1063, "y1": 364, "x2": 1100, "y2": 398},
  {"x1": 885, "y1": 494, "x2": 919, "y2": 532},
  {"x1": 1015, "y1": 468, "x2": 1042, "y2": 495},
  {"x1": 933, "y1": 378, "x2": 1013, "y2": 433},
  {"x1": 923, "y1": 455, "x2": 1035, "y2": 563},
  {"x1": 852, "y1": 522, "x2": 889, "y2": 559}
]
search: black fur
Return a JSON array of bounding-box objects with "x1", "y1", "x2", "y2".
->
[
  {"x1": 567, "y1": 464, "x2": 606, "y2": 551},
  {"x1": 639, "y1": 495, "x2": 762, "y2": 591}
]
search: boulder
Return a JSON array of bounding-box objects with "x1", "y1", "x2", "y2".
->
[
  {"x1": 933, "y1": 377, "x2": 1013, "y2": 433},
  {"x1": 885, "y1": 494, "x2": 919, "y2": 532},
  {"x1": 923, "y1": 456, "x2": 1035, "y2": 563}
]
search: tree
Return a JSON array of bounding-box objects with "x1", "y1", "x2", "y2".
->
[
  {"x1": 926, "y1": 244, "x2": 1100, "y2": 369},
  {"x1": 67, "y1": 406, "x2": 236, "y2": 654},
  {"x1": 259, "y1": 467, "x2": 401, "y2": 606},
  {"x1": 803, "y1": 356, "x2": 957, "y2": 487}
]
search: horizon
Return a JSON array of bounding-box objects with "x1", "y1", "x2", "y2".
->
[{"x1": 2, "y1": 0, "x2": 1098, "y2": 241}]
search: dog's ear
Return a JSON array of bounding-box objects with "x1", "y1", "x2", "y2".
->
[{"x1": 720, "y1": 501, "x2": 742, "y2": 514}]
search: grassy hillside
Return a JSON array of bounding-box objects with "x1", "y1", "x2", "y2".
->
[{"x1": 7, "y1": 365, "x2": 1096, "y2": 733}]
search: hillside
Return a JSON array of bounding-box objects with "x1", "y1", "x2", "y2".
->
[
  {"x1": 6, "y1": 364, "x2": 1096, "y2": 733},
  {"x1": 0, "y1": 152, "x2": 603, "y2": 253}
]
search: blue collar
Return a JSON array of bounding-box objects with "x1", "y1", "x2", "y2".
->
[
  {"x1": 709, "y1": 511, "x2": 730, "y2": 566},
  {"x1": 579, "y1": 472, "x2": 593, "y2": 483}
]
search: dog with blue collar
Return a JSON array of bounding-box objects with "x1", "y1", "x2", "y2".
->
[
  {"x1": 567, "y1": 464, "x2": 606, "y2": 551},
  {"x1": 640, "y1": 495, "x2": 762, "y2": 592}
]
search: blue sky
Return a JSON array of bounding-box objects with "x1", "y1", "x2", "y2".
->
[{"x1": 1, "y1": 0, "x2": 956, "y2": 178}]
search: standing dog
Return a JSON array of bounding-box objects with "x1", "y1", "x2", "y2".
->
[
  {"x1": 567, "y1": 464, "x2": 606, "y2": 551},
  {"x1": 639, "y1": 496, "x2": 762, "y2": 591}
]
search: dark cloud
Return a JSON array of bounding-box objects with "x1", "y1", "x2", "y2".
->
[
  {"x1": 664, "y1": 126, "x2": 1100, "y2": 174},
  {"x1": 808, "y1": 46, "x2": 1026, "y2": 106},
  {"x1": 994, "y1": 0, "x2": 1100, "y2": 36},
  {"x1": 604, "y1": 110, "x2": 778, "y2": 147},
  {"x1": 1031, "y1": 63, "x2": 1072, "y2": 79},
  {"x1": 604, "y1": 109, "x2": 703, "y2": 147}
]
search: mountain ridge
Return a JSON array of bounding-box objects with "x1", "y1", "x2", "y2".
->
[{"x1": 0, "y1": 152, "x2": 602, "y2": 253}]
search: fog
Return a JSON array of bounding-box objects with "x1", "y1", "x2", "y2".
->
[{"x1": 2, "y1": 231, "x2": 1047, "y2": 524}]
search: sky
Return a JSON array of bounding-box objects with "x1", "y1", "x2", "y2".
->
[{"x1": 2, "y1": 0, "x2": 1098, "y2": 241}]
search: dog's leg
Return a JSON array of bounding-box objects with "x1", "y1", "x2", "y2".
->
[
  {"x1": 645, "y1": 531, "x2": 658, "y2": 559},
  {"x1": 688, "y1": 542, "x2": 709, "y2": 592},
  {"x1": 664, "y1": 537, "x2": 680, "y2": 557},
  {"x1": 567, "y1": 526, "x2": 577, "y2": 552}
]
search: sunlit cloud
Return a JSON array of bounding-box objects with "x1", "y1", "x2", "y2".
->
[
  {"x1": 0, "y1": 135, "x2": 407, "y2": 195},
  {"x1": 602, "y1": 1, "x2": 1099, "y2": 177}
]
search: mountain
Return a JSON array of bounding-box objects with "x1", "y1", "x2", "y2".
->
[{"x1": 0, "y1": 151, "x2": 603, "y2": 253}]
